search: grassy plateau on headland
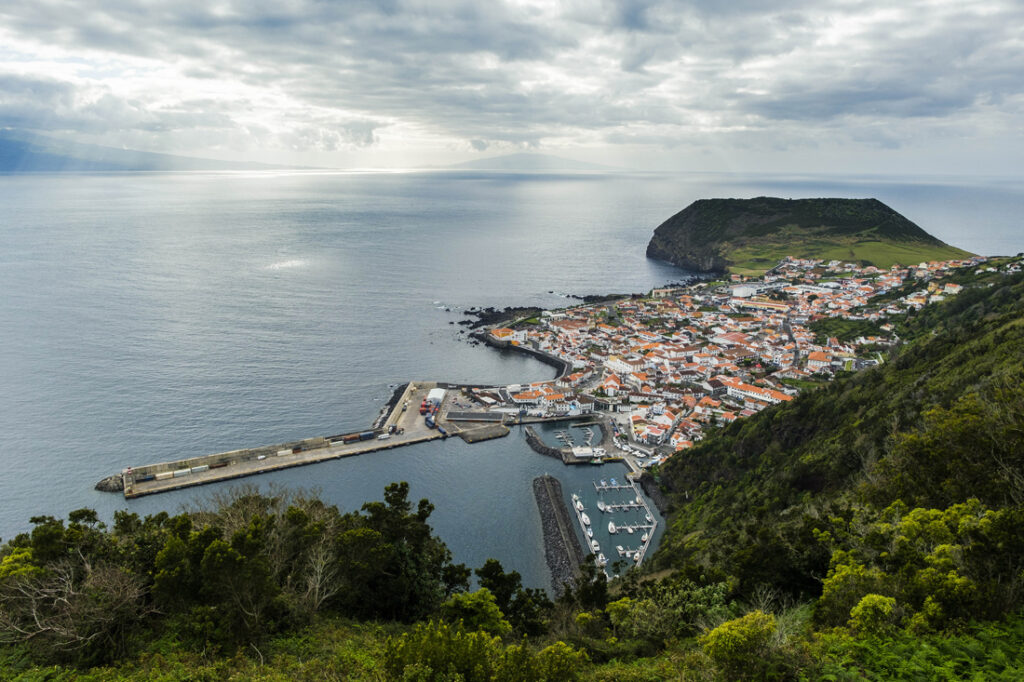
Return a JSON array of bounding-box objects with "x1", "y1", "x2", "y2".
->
[{"x1": 646, "y1": 197, "x2": 974, "y2": 276}]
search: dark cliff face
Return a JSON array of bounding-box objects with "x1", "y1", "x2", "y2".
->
[{"x1": 645, "y1": 197, "x2": 945, "y2": 272}]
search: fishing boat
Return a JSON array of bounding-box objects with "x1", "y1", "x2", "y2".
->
[
  {"x1": 581, "y1": 513, "x2": 591, "y2": 526},
  {"x1": 608, "y1": 521, "x2": 617, "y2": 534}
]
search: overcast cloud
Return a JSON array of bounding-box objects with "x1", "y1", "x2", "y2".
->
[{"x1": 0, "y1": 0, "x2": 1020, "y2": 172}]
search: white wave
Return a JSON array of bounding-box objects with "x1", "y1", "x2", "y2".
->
[{"x1": 266, "y1": 258, "x2": 307, "y2": 270}]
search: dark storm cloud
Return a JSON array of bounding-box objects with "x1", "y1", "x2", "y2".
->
[{"x1": 0, "y1": 0, "x2": 1020, "y2": 154}]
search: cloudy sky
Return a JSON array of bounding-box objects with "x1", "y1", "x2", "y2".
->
[{"x1": 1, "y1": 0, "x2": 1021, "y2": 173}]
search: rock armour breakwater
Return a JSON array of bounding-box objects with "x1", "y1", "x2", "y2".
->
[
  {"x1": 532, "y1": 474, "x2": 583, "y2": 595},
  {"x1": 524, "y1": 426, "x2": 567, "y2": 460}
]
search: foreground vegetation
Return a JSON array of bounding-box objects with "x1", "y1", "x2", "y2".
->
[{"x1": 2, "y1": 272, "x2": 1023, "y2": 680}]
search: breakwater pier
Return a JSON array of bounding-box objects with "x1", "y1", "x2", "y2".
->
[
  {"x1": 533, "y1": 475, "x2": 584, "y2": 595},
  {"x1": 101, "y1": 382, "x2": 509, "y2": 499}
]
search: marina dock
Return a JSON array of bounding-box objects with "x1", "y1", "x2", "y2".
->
[
  {"x1": 595, "y1": 478, "x2": 658, "y2": 567},
  {"x1": 593, "y1": 480, "x2": 636, "y2": 492}
]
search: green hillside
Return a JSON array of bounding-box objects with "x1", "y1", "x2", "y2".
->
[
  {"x1": 655, "y1": 271, "x2": 1024, "y2": 593},
  {"x1": 646, "y1": 197, "x2": 974, "y2": 275}
]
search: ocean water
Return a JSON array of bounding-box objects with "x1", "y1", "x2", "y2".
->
[{"x1": 0, "y1": 170, "x2": 1020, "y2": 589}]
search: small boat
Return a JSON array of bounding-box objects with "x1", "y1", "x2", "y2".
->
[
  {"x1": 634, "y1": 552, "x2": 641, "y2": 562},
  {"x1": 597, "y1": 501, "x2": 606, "y2": 512},
  {"x1": 608, "y1": 521, "x2": 617, "y2": 534},
  {"x1": 645, "y1": 512, "x2": 653, "y2": 523},
  {"x1": 610, "y1": 477, "x2": 618, "y2": 486},
  {"x1": 600, "y1": 479, "x2": 608, "y2": 486},
  {"x1": 636, "y1": 495, "x2": 643, "y2": 504},
  {"x1": 641, "y1": 533, "x2": 649, "y2": 542},
  {"x1": 587, "y1": 527, "x2": 593, "y2": 538},
  {"x1": 590, "y1": 539, "x2": 600, "y2": 552},
  {"x1": 597, "y1": 553, "x2": 607, "y2": 567},
  {"x1": 616, "y1": 545, "x2": 625, "y2": 555},
  {"x1": 575, "y1": 499, "x2": 584, "y2": 512},
  {"x1": 581, "y1": 513, "x2": 591, "y2": 526},
  {"x1": 627, "y1": 526, "x2": 634, "y2": 534}
]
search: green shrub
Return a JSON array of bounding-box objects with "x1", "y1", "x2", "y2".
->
[
  {"x1": 849, "y1": 594, "x2": 898, "y2": 635},
  {"x1": 700, "y1": 610, "x2": 777, "y2": 679}
]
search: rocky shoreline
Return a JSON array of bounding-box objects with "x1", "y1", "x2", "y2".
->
[
  {"x1": 94, "y1": 474, "x2": 124, "y2": 492},
  {"x1": 532, "y1": 474, "x2": 583, "y2": 595},
  {"x1": 638, "y1": 471, "x2": 670, "y2": 516},
  {"x1": 470, "y1": 330, "x2": 573, "y2": 380}
]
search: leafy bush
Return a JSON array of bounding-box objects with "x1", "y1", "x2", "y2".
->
[
  {"x1": 700, "y1": 610, "x2": 777, "y2": 679},
  {"x1": 384, "y1": 621, "x2": 587, "y2": 682}
]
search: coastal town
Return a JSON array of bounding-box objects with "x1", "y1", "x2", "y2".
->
[
  {"x1": 101, "y1": 251, "x2": 1022, "y2": 502},
  {"x1": 473, "y1": 253, "x2": 1014, "y2": 468}
]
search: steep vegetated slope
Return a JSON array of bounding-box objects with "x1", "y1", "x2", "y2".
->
[
  {"x1": 646, "y1": 197, "x2": 973, "y2": 274},
  {"x1": 654, "y1": 272, "x2": 1024, "y2": 628}
]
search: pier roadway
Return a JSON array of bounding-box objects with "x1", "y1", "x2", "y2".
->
[{"x1": 123, "y1": 384, "x2": 444, "y2": 499}]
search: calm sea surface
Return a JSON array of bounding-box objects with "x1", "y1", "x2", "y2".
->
[{"x1": 1, "y1": 170, "x2": 1021, "y2": 589}]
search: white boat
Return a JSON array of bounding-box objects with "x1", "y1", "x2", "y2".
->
[
  {"x1": 581, "y1": 513, "x2": 591, "y2": 526},
  {"x1": 587, "y1": 527, "x2": 593, "y2": 538},
  {"x1": 575, "y1": 499, "x2": 584, "y2": 512},
  {"x1": 597, "y1": 553, "x2": 607, "y2": 567},
  {"x1": 641, "y1": 533, "x2": 649, "y2": 542},
  {"x1": 616, "y1": 545, "x2": 625, "y2": 555},
  {"x1": 608, "y1": 521, "x2": 617, "y2": 534},
  {"x1": 572, "y1": 493, "x2": 580, "y2": 502},
  {"x1": 597, "y1": 501, "x2": 606, "y2": 512},
  {"x1": 590, "y1": 539, "x2": 600, "y2": 552},
  {"x1": 634, "y1": 552, "x2": 642, "y2": 562},
  {"x1": 645, "y1": 512, "x2": 653, "y2": 523},
  {"x1": 627, "y1": 526, "x2": 634, "y2": 534}
]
